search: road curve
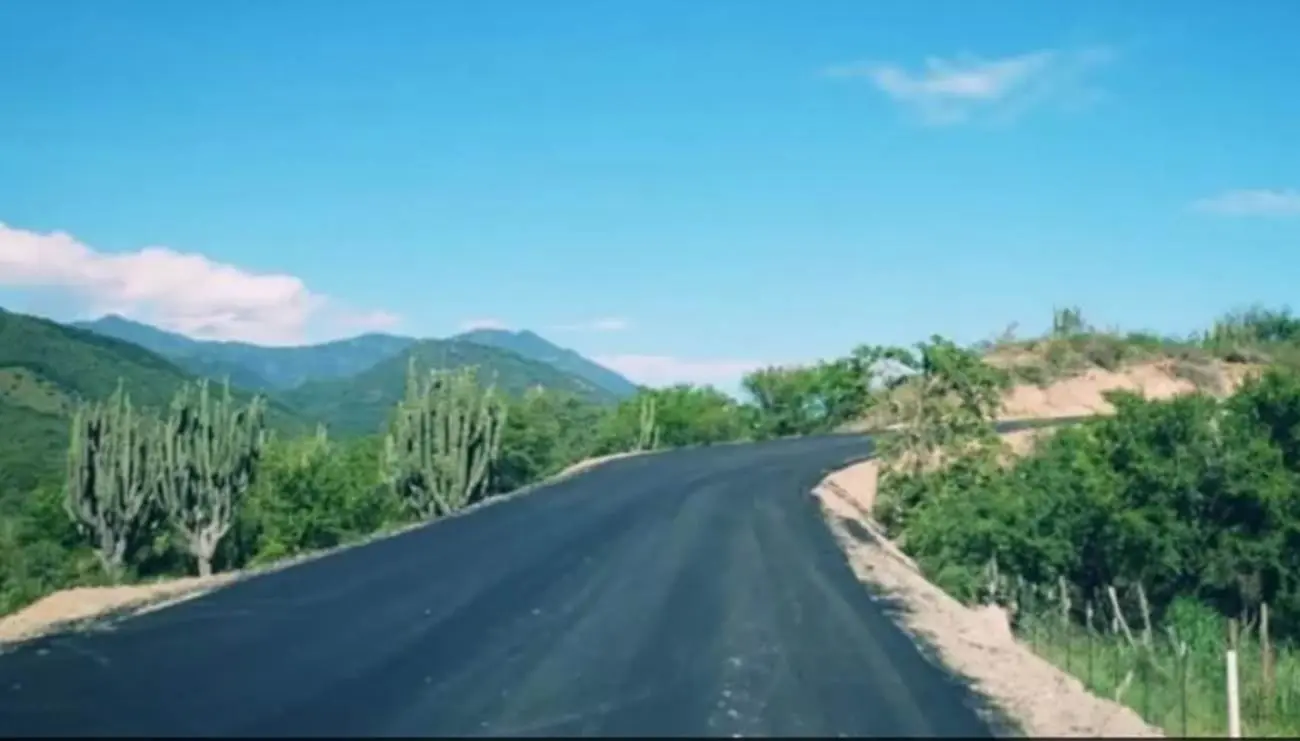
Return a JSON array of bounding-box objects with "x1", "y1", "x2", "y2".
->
[{"x1": 0, "y1": 435, "x2": 1002, "y2": 737}]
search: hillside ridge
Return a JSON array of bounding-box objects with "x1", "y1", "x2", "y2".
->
[
  {"x1": 72, "y1": 315, "x2": 639, "y2": 398},
  {"x1": 0, "y1": 308, "x2": 304, "y2": 493},
  {"x1": 280, "y1": 337, "x2": 622, "y2": 435}
]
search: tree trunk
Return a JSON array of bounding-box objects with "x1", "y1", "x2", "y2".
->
[
  {"x1": 96, "y1": 551, "x2": 126, "y2": 585},
  {"x1": 196, "y1": 554, "x2": 213, "y2": 577}
]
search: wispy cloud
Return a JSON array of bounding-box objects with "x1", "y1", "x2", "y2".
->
[
  {"x1": 594, "y1": 354, "x2": 766, "y2": 387},
  {"x1": 1192, "y1": 189, "x2": 1300, "y2": 218},
  {"x1": 0, "y1": 222, "x2": 399, "y2": 345},
  {"x1": 826, "y1": 46, "x2": 1115, "y2": 126},
  {"x1": 551, "y1": 317, "x2": 631, "y2": 333},
  {"x1": 458, "y1": 317, "x2": 510, "y2": 331}
]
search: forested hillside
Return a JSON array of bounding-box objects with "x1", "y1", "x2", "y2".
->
[
  {"x1": 73, "y1": 315, "x2": 417, "y2": 390},
  {"x1": 0, "y1": 309, "x2": 303, "y2": 495},
  {"x1": 453, "y1": 328, "x2": 639, "y2": 398},
  {"x1": 280, "y1": 339, "x2": 623, "y2": 435},
  {"x1": 73, "y1": 315, "x2": 642, "y2": 401}
]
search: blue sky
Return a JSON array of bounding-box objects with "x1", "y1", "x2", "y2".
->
[{"x1": 1, "y1": 0, "x2": 1298, "y2": 390}]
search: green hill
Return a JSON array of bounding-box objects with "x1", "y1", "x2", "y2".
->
[
  {"x1": 72, "y1": 315, "x2": 416, "y2": 390},
  {"x1": 0, "y1": 308, "x2": 304, "y2": 496},
  {"x1": 282, "y1": 339, "x2": 621, "y2": 435},
  {"x1": 453, "y1": 328, "x2": 639, "y2": 399}
]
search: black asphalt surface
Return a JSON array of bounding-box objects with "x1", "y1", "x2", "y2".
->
[{"x1": 0, "y1": 434, "x2": 1011, "y2": 738}]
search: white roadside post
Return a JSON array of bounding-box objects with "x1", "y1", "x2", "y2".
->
[{"x1": 1226, "y1": 618, "x2": 1241, "y2": 738}]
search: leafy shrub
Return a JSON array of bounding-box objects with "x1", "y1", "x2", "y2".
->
[{"x1": 885, "y1": 367, "x2": 1300, "y2": 643}]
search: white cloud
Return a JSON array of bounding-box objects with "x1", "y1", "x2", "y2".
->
[
  {"x1": 594, "y1": 354, "x2": 766, "y2": 387},
  {"x1": 458, "y1": 317, "x2": 510, "y2": 331},
  {"x1": 826, "y1": 46, "x2": 1115, "y2": 125},
  {"x1": 0, "y1": 222, "x2": 399, "y2": 345},
  {"x1": 1192, "y1": 189, "x2": 1300, "y2": 218},
  {"x1": 551, "y1": 317, "x2": 631, "y2": 332}
]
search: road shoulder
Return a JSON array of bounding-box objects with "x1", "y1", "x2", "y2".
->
[
  {"x1": 0, "y1": 451, "x2": 649, "y2": 648},
  {"x1": 813, "y1": 460, "x2": 1164, "y2": 738}
]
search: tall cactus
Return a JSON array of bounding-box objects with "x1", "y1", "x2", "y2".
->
[
  {"x1": 382, "y1": 360, "x2": 507, "y2": 519},
  {"x1": 155, "y1": 379, "x2": 266, "y2": 577},
  {"x1": 636, "y1": 394, "x2": 659, "y2": 451},
  {"x1": 64, "y1": 381, "x2": 158, "y2": 581}
]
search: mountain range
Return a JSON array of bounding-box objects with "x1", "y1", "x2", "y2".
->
[
  {"x1": 70, "y1": 315, "x2": 639, "y2": 399},
  {"x1": 0, "y1": 309, "x2": 639, "y2": 493}
]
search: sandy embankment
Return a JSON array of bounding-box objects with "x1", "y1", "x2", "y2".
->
[
  {"x1": 999, "y1": 362, "x2": 1197, "y2": 421},
  {"x1": 0, "y1": 451, "x2": 646, "y2": 646}
]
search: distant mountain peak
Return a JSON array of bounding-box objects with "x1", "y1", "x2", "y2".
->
[
  {"x1": 451, "y1": 328, "x2": 637, "y2": 399},
  {"x1": 69, "y1": 314, "x2": 635, "y2": 399}
]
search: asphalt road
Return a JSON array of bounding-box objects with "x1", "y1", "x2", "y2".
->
[{"x1": 0, "y1": 434, "x2": 1006, "y2": 738}]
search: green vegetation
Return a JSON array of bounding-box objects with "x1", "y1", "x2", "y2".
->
[
  {"x1": 0, "y1": 309, "x2": 630, "y2": 496},
  {"x1": 155, "y1": 380, "x2": 268, "y2": 577},
  {"x1": 73, "y1": 314, "x2": 418, "y2": 391},
  {"x1": 8, "y1": 301, "x2": 1300, "y2": 739},
  {"x1": 872, "y1": 306, "x2": 1300, "y2": 736},
  {"x1": 0, "y1": 309, "x2": 301, "y2": 495},
  {"x1": 381, "y1": 363, "x2": 507, "y2": 518},
  {"x1": 0, "y1": 306, "x2": 653, "y2": 617},
  {"x1": 62, "y1": 379, "x2": 267, "y2": 581},
  {"x1": 743, "y1": 345, "x2": 909, "y2": 438},
  {"x1": 0, "y1": 334, "x2": 815, "y2": 620},
  {"x1": 74, "y1": 315, "x2": 644, "y2": 399},
  {"x1": 63, "y1": 383, "x2": 158, "y2": 581},
  {"x1": 280, "y1": 339, "x2": 620, "y2": 435}
]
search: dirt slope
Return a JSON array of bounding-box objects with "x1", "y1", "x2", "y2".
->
[{"x1": 998, "y1": 360, "x2": 1259, "y2": 421}]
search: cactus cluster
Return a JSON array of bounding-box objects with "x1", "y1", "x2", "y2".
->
[
  {"x1": 64, "y1": 382, "x2": 158, "y2": 581},
  {"x1": 382, "y1": 360, "x2": 507, "y2": 519},
  {"x1": 636, "y1": 394, "x2": 659, "y2": 451},
  {"x1": 156, "y1": 379, "x2": 266, "y2": 577},
  {"x1": 63, "y1": 378, "x2": 266, "y2": 579}
]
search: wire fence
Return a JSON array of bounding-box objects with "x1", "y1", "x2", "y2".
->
[{"x1": 982, "y1": 569, "x2": 1300, "y2": 737}]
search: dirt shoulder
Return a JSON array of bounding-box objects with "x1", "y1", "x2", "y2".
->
[
  {"x1": 0, "y1": 450, "x2": 646, "y2": 647},
  {"x1": 550, "y1": 450, "x2": 646, "y2": 480},
  {"x1": 813, "y1": 458, "x2": 1163, "y2": 737}
]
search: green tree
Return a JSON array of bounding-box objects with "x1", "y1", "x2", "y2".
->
[
  {"x1": 491, "y1": 388, "x2": 606, "y2": 493},
  {"x1": 232, "y1": 432, "x2": 402, "y2": 566}
]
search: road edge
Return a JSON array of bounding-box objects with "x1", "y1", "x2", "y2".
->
[
  {"x1": 0, "y1": 450, "x2": 652, "y2": 649},
  {"x1": 811, "y1": 460, "x2": 1165, "y2": 739}
]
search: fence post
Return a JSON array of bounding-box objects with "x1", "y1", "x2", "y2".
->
[
  {"x1": 1227, "y1": 618, "x2": 1241, "y2": 738},
  {"x1": 1142, "y1": 653, "x2": 1151, "y2": 721},
  {"x1": 1261, "y1": 603, "x2": 1273, "y2": 728},
  {"x1": 1085, "y1": 601, "x2": 1095, "y2": 689},
  {"x1": 1177, "y1": 639, "x2": 1189, "y2": 738},
  {"x1": 1059, "y1": 576, "x2": 1072, "y2": 674}
]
